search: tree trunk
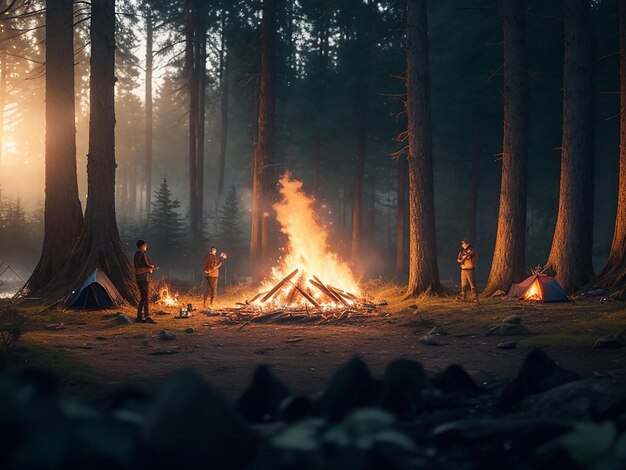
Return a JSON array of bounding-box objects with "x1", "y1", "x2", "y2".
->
[
  {"x1": 350, "y1": 61, "x2": 369, "y2": 265},
  {"x1": 250, "y1": 0, "x2": 276, "y2": 279},
  {"x1": 545, "y1": 0, "x2": 594, "y2": 293},
  {"x1": 483, "y1": 0, "x2": 528, "y2": 297},
  {"x1": 195, "y1": 1, "x2": 207, "y2": 231},
  {"x1": 467, "y1": 133, "x2": 478, "y2": 244},
  {"x1": 405, "y1": 0, "x2": 441, "y2": 297},
  {"x1": 185, "y1": 0, "x2": 199, "y2": 240},
  {"x1": 24, "y1": 0, "x2": 83, "y2": 295},
  {"x1": 46, "y1": 0, "x2": 137, "y2": 302},
  {"x1": 217, "y1": 5, "x2": 229, "y2": 199},
  {"x1": 311, "y1": 13, "x2": 329, "y2": 198},
  {"x1": 0, "y1": 3, "x2": 6, "y2": 168},
  {"x1": 145, "y1": 13, "x2": 153, "y2": 220},
  {"x1": 396, "y1": 157, "x2": 407, "y2": 279},
  {"x1": 591, "y1": 0, "x2": 626, "y2": 297}
]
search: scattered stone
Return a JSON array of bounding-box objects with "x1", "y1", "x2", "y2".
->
[
  {"x1": 285, "y1": 337, "x2": 303, "y2": 343},
  {"x1": 418, "y1": 334, "x2": 447, "y2": 346},
  {"x1": 149, "y1": 350, "x2": 179, "y2": 356},
  {"x1": 159, "y1": 330, "x2": 176, "y2": 341},
  {"x1": 154, "y1": 310, "x2": 168, "y2": 316},
  {"x1": 95, "y1": 336, "x2": 107, "y2": 341},
  {"x1": 497, "y1": 341, "x2": 518, "y2": 350},
  {"x1": 485, "y1": 323, "x2": 531, "y2": 336},
  {"x1": 491, "y1": 290, "x2": 506, "y2": 297},
  {"x1": 427, "y1": 325, "x2": 448, "y2": 336},
  {"x1": 45, "y1": 322, "x2": 65, "y2": 330},
  {"x1": 592, "y1": 333, "x2": 626, "y2": 349},
  {"x1": 116, "y1": 314, "x2": 134, "y2": 325},
  {"x1": 378, "y1": 300, "x2": 389, "y2": 306},
  {"x1": 236, "y1": 365, "x2": 290, "y2": 423},
  {"x1": 500, "y1": 348, "x2": 581, "y2": 410},
  {"x1": 503, "y1": 314, "x2": 522, "y2": 324},
  {"x1": 185, "y1": 328, "x2": 195, "y2": 334}
]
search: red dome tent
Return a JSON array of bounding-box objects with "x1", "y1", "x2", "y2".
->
[{"x1": 507, "y1": 273, "x2": 568, "y2": 302}]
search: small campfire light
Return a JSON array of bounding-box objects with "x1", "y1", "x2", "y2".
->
[{"x1": 159, "y1": 284, "x2": 180, "y2": 307}]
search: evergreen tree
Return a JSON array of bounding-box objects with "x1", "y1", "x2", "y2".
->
[
  {"x1": 216, "y1": 186, "x2": 243, "y2": 256},
  {"x1": 149, "y1": 177, "x2": 186, "y2": 253}
]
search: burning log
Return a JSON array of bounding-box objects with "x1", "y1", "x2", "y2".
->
[
  {"x1": 288, "y1": 280, "x2": 321, "y2": 309},
  {"x1": 312, "y1": 276, "x2": 349, "y2": 307},
  {"x1": 328, "y1": 285, "x2": 358, "y2": 301},
  {"x1": 260, "y1": 269, "x2": 299, "y2": 303}
]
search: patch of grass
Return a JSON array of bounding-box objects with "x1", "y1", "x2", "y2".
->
[{"x1": 9, "y1": 337, "x2": 105, "y2": 390}]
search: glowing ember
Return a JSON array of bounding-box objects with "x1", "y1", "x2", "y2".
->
[
  {"x1": 159, "y1": 284, "x2": 180, "y2": 307},
  {"x1": 523, "y1": 280, "x2": 542, "y2": 301},
  {"x1": 254, "y1": 172, "x2": 360, "y2": 309}
]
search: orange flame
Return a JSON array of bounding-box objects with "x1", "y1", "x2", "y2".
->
[
  {"x1": 256, "y1": 172, "x2": 360, "y2": 308},
  {"x1": 159, "y1": 284, "x2": 180, "y2": 307},
  {"x1": 523, "y1": 280, "x2": 542, "y2": 301}
]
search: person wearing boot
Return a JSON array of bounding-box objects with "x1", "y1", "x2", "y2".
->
[
  {"x1": 134, "y1": 240, "x2": 157, "y2": 323},
  {"x1": 203, "y1": 246, "x2": 225, "y2": 308},
  {"x1": 457, "y1": 238, "x2": 479, "y2": 304}
]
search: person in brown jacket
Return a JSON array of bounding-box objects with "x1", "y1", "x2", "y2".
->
[
  {"x1": 203, "y1": 246, "x2": 225, "y2": 308},
  {"x1": 134, "y1": 240, "x2": 157, "y2": 323},
  {"x1": 457, "y1": 238, "x2": 479, "y2": 303}
]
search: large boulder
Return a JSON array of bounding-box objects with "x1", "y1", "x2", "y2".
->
[
  {"x1": 520, "y1": 377, "x2": 626, "y2": 420},
  {"x1": 433, "y1": 364, "x2": 481, "y2": 396},
  {"x1": 316, "y1": 357, "x2": 376, "y2": 422},
  {"x1": 142, "y1": 371, "x2": 257, "y2": 468},
  {"x1": 381, "y1": 359, "x2": 431, "y2": 417},
  {"x1": 236, "y1": 365, "x2": 290, "y2": 423},
  {"x1": 500, "y1": 348, "x2": 581, "y2": 410}
]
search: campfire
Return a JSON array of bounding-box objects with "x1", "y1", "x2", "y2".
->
[
  {"x1": 248, "y1": 173, "x2": 363, "y2": 311},
  {"x1": 158, "y1": 284, "x2": 180, "y2": 307}
]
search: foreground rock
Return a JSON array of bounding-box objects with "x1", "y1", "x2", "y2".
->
[
  {"x1": 486, "y1": 315, "x2": 531, "y2": 337},
  {"x1": 116, "y1": 313, "x2": 133, "y2": 325},
  {"x1": 593, "y1": 333, "x2": 626, "y2": 349}
]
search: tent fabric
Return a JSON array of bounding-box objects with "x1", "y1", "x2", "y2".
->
[
  {"x1": 507, "y1": 273, "x2": 568, "y2": 302},
  {"x1": 67, "y1": 268, "x2": 124, "y2": 309}
]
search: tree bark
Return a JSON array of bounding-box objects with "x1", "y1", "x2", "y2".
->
[
  {"x1": 591, "y1": 0, "x2": 626, "y2": 297},
  {"x1": 545, "y1": 0, "x2": 594, "y2": 293},
  {"x1": 396, "y1": 157, "x2": 408, "y2": 279},
  {"x1": 185, "y1": 0, "x2": 199, "y2": 240},
  {"x1": 145, "y1": 12, "x2": 153, "y2": 220},
  {"x1": 195, "y1": 1, "x2": 207, "y2": 230},
  {"x1": 217, "y1": 5, "x2": 229, "y2": 199},
  {"x1": 467, "y1": 133, "x2": 479, "y2": 244},
  {"x1": 250, "y1": 0, "x2": 276, "y2": 279},
  {"x1": 483, "y1": 0, "x2": 528, "y2": 297},
  {"x1": 25, "y1": 0, "x2": 83, "y2": 295},
  {"x1": 405, "y1": 0, "x2": 441, "y2": 297},
  {"x1": 311, "y1": 11, "x2": 329, "y2": 198}
]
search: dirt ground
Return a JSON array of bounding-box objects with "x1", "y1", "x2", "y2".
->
[{"x1": 5, "y1": 283, "x2": 626, "y2": 403}]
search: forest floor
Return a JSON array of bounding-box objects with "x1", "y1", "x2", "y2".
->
[{"x1": 3, "y1": 281, "x2": 626, "y2": 403}]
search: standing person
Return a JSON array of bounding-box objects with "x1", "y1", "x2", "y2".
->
[
  {"x1": 457, "y1": 238, "x2": 479, "y2": 304},
  {"x1": 134, "y1": 240, "x2": 157, "y2": 323},
  {"x1": 203, "y1": 246, "x2": 225, "y2": 308}
]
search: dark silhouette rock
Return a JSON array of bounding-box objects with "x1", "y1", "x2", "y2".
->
[
  {"x1": 500, "y1": 348, "x2": 581, "y2": 410},
  {"x1": 316, "y1": 356, "x2": 376, "y2": 421},
  {"x1": 592, "y1": 333, "x2": 625, "y2": 349},
  {"x1": 520, "y1": 377, "x2": 626, "y2": 420},
  {"x1": 279, "y1": 395, "x2": 312, "y2": 423},
  {"x1": 142, "y1": 371, "x2": 257, "y2": 468},
  {"x1": 433, "y1": 364, "x2": 481, "y2": 396},
  {"x1": 503, "y1": 314, "x2": 522, "y2": 324},
  {"x1": 497, "y1": 341, "x2": 518, "y2": 350},
  {"x1": 236, "y1": 365, "x2": 290, "y2": 423},
  {"x1": 382, "y1": 359, "x2": 431, "y2": 417}
]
